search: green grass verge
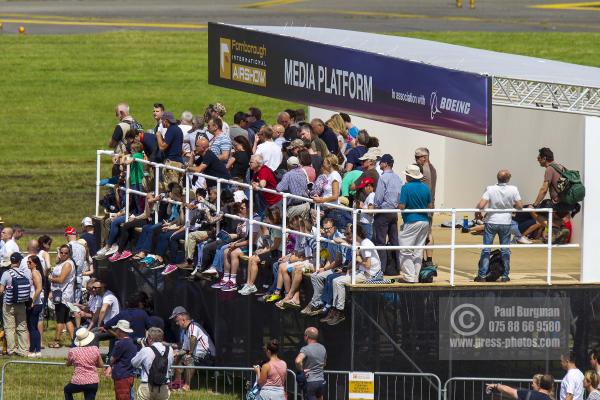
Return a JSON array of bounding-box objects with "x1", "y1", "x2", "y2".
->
[
  {"x1": 0, "y1": 31, "x2": 599, "y2": 230},
  {"x1": 2, "y1": 359, "x2": 238, "y2": 399}
]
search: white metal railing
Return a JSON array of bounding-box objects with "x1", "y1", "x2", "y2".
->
[{"x1": 96, "y1": 149, "x2": 578, "y2": 286}]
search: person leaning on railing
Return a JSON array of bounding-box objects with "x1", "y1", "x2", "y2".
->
[{"x1": 485, "y1": 374, "x2": 555, "y2": 400}]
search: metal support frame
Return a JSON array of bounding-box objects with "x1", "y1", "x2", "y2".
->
[{"x1": 492, "y1": 76, "x2": 600, "y2": 115}]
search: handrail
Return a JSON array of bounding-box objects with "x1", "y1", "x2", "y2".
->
[{"x1": 96, "y1": 150, "x2": 579, "y2": 286}]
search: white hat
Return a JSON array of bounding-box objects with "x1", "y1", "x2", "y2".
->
[
  {"x1": 359, "y1": 147, "x2": 382, "y2": 161},
  {"x1": 287, "y1": 156, "x2": 300, "y2": 167},
  {"x1": 112, "y1": 320, "x2": 134, "y2": 333},
  {"x1": 74, "y1": 328, "x2": 96, "y2": 347},
  {"x1": 81, "y1": 217, "x2": 93, "y2": 227},
  {"x1": 403, "y1": 164, "x2": 424, "y2": 180},
  {"x1": 233, "y1": 190, "x2": 248, "y2": 203}
]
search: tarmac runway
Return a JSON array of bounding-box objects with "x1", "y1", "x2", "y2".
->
[{"x1": 0, "y1": 0, "x2": 599, "y2": 35}]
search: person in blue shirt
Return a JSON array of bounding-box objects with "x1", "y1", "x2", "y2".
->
[
  {"x1": 397, "y1": 165, "x2": 432, "y2": 283},
  {"x1": 156, "y1": 111, "x2": 184, "y2": 189},
  {"x1": 104, "y1": 292, "x2": 151, "y2": 340},
  {"x1": 105, "y1": 320, "x2": 137, "y2": 400}
]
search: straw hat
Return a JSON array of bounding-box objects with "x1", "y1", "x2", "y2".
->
[
  {"x1": 74, "y1": 328, "x2": 96, "y2": 347},
  {"x1": 112, "y1": 320, "x2": 134, "y2": 333}
]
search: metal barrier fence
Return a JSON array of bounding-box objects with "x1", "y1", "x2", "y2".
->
[
  {"x1": 443, "y1": 377, "x2": 563, "y2": 400},
  {"x1": 324, "y1": 370, "x2": 442, "y2": 400},
  {"x1": 96, "y1": 149, "x2": 579, "y2": 286},
  {"x1": 0, "y1": 360, "x2": 297, "y2": 400}
]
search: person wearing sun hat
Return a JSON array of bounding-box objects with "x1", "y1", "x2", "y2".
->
[
  {"x1": 397, "y1": 164, "x2": 432, "y2": 283},
  {"x1": 106, "y1": 320, "x2": 137, "y2": 400},
  {"x1": 65, "y1": 327, "x2": 104, "y2": 400}
]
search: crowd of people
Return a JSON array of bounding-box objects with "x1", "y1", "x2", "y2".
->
[{"x1": 485, "y1": 351, "x2": 600, "y2": 400}]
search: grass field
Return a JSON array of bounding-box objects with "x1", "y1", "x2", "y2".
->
[
  {"x1": 1, "y1": 359, "x2": 238, "y2": 399},
  {"x1": 0, "y1": 31, "x2": 599, "y2": 231}
]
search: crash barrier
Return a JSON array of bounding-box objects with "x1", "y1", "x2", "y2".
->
[
  {"x1": 324, "y1": 370, "x2": 443, "y2": 400},
  {"x1": 97, "y1": 150, "x2": 579, "y2": 286},
  {"x1": 443, "y1": 376, "x2": 563, "y2": 400}
]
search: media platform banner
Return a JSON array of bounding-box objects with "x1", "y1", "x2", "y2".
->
[{"x1": 208, "y1": 23, "x2": 492, "y2": 145}]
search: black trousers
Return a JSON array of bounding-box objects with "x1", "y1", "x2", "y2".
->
[
  {"x1": 373, "y1": 213, "x2": 399, "y2": 275},
  {"x1": 64, "y1": 382, "x2": 98, "y2": 400}
]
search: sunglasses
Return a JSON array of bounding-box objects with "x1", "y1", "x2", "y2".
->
[{"x1": 59, "y1": 251, "x2": 70, "y2": 255}]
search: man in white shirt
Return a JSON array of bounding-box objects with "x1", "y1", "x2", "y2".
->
[
  {"x1": 131, "y1": 327, "x2": 174, "y2": 400},
  {"x1": 255, "y1": 126, "x2": 283, "y2": 171},
  {"x1": 0, "y1": 228, "x2": 19, "y2": 267},
  {"x1": 560, "y1": 351, "x2": 584, "y2": 400},
  {"x1": 474, "y1": 169, "x2": 523, "y2": 282}
]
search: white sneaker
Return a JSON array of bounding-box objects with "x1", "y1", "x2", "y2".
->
[
  {"x1": 201, "y1": 267, "x2": 219, "y2": 276},
  {"x1": 517, "y1": 236, "x2": 533, "y2": 244},
  {"x1": 94, "y1": 246, "x2": 109, "y2": 259},
  {"x1": 105, "y1": 244, "x2": 119, "y2": 256},
  {"x1": 239, "y1": 284, "x2": 257, "y2": 296}
]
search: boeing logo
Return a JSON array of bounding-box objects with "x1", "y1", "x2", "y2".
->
[
  {"x1": 430, "y1": 91, "x2": 471, "y2": 120},
  {"x1": 430, "y1": 92, "x2": 442, "y2": 120}
]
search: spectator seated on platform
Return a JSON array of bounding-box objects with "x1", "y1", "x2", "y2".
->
[
  {"x1": 236, "y1": 206, "x2": 282, "y2": 294},
  {"x1": 300, "y1": 218, "x2": 344, "y2": 316},
  {"x1": 108, "y1": 193, "x2": 159, "y2": 263},
  {"x1": 272, "y1": 218, "x2": 318, "y2": 308},
  {"x1": 201, "y1": 199, "x2": 253, "y2": 279},
  {"x1": 133, "y1": 183, "x2": 183, "y2": 269},
  {"x1": 96, "y1": 179, "x2": 128, "y2": 260},
  {"x1": 183, "y1": 188, "x2": 222, "y2": 271},
  {"x1": 89, "y1": 281, "x2": 120, "y2": 339},
  {"x1": 209, "y1": 201, "x2": 254, "y2": 290},
  {"x1": 325, "y1": 224, "x2": 381, "y2": 325},
  {"x1": 169, "y1": 307, "x2": 216, "y2": 392}
]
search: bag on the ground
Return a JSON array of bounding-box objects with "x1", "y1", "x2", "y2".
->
[
  {"x1": 9, "y1": 270, "x2": 31, "y2": 304},
  {"x1": 484, "y1": 249, "x2": 504, "y2": 282},
  {"x1": 550, "y1": 164, "x2": 585, "y2": 205},
  {"x1": 419, "y1": 264, "x2": 438, "y2": 283},
  {"x1": 148, "y1": 345, "x2": 169, "y2": 389}
]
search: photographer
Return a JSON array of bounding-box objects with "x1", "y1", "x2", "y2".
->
[
  {"x1": 486, "y1": 374, "x2": 555, "y2": 400},
  {"x1": 168, "y1": 306, "x2": 216, "y2": 392},
  {"x1": 131, "y1": 327, "x2": 173, "y2": 400}
]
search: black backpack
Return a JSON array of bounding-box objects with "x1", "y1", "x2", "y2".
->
[
  {"x1": 485, "y1": 250, "x2": 504, "y2": 282},
  {"x1": 148, "y1": 345, "x2": 169, "y2": 389}
]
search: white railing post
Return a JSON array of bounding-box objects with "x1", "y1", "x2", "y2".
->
[
  {"x1": 125, "y1": 163, "x2": 130, "y2": 221},
  {"x1": 95, "y1": 150, "x2": 101, "y2": 216},
  {"x1": 351, "y1": 209, "x2": 357, "y2": 285},
  {"x1": 216, "y1": 180, "x2": 221, "y2": 233},
  {"x1": 547, "y1": 208, "x2": 553, "y2": 285},
  {"x1": 450, "y1": 210, "x2": 456, "y2": 287},
  {"x1": 154, "y1": 164, "x2": 160, "y2": 223},
  {"x1": 249, "y1": 185, "x2": 254, "y2": 257},
  {"x1": 185, "y1": 172, "x2": 190, "y2": 243},
  {"x1": 282, "y1": 195, "x2": 287, "y2": 257},
  {"x1": 315, "y1": 204, "x2": 321, "y2": 272}
]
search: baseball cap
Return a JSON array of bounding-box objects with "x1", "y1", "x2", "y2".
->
[
  {"x1": 355, "y1": 177, "x2": 375, "y2": 190},
  {"x1": 169, "y1": 306, "x2": 187, "y2": 319},
  {"x1": 10, "y1": 252, "x2": 23, "y2": 266},
  {"x1": 288, "y1": 139, "x2": 305, "y2": 149},
  {"x1": 81, "y1": 217, "x2": 93, "y2": 227},
  {"x1": 287, "y1": 156, "x2": 300, "y2": 167},
  {"x1": 65, "y1": 226, "x2": 77, "y2": 236},
  {"x1": 161, "y1": 111, "x2": 176, "y2": 124},
  {"x1": 380, "y1": 154, "x2": 394, "y2": 165}
]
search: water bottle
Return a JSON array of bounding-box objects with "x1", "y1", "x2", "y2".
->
[{"x1": 461, "y1": 215, "x2": 470, "y2": 233}]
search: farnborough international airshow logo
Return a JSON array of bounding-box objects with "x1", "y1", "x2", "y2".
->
[{"x1": 220, "y1": 37, "x2": 232, "y2": 80}]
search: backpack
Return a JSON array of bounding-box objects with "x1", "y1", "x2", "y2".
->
[
  {"x1": 419, "y1": 264, "x2": 438, "y2": 283},
  {"x1": 9, "y1": 270, "x2": 31, "y2": 304},
  {"x1": 550, "y1": 164, "x2": 585, "y2": 205},
  {"x1": 148, "y1": 345, "x2": 169, "y2": 388},
  {"x1": 485, "y1": 250, "x2": 504, "y2": 282}
]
